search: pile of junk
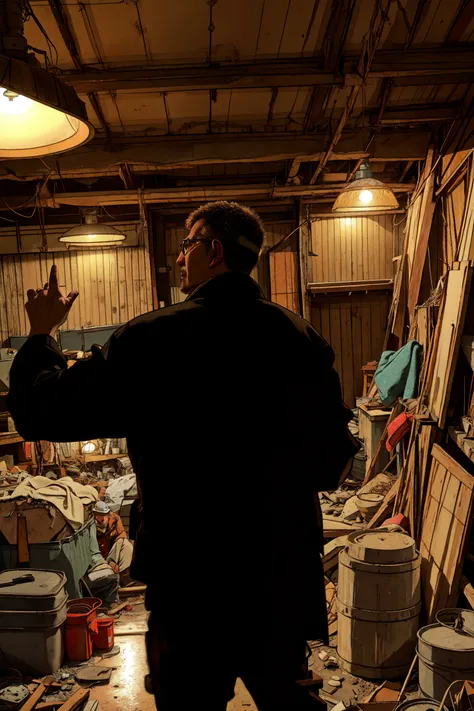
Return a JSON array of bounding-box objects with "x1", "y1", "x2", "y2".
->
[{"x1": 0, "y1": 475, "x2": 126, "y2": 678}]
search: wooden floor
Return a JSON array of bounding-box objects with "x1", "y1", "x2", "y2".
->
[{"x1": 90, "y1": 631, "x2": 256, "y2": 710}]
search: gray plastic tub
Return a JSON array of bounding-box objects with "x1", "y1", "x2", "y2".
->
[{"x1": 0, "y1": 570, "x2": 68, "y2": 674}]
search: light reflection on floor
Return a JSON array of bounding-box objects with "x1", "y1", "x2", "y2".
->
[{"x1": 91, "y1": 635, "x2": 257, "y2": 710}]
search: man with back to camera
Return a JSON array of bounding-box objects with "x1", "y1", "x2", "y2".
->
[{"x1": 8, "y1": 201, "x2": 358, "y2": 709}]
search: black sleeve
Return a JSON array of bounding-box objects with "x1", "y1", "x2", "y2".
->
[
  {"x1": 7, "y1": 326, "x2": 134, "y2": 443},
  {"x1": 304, "y1": 323, "x2": 360, "y2": 491}
]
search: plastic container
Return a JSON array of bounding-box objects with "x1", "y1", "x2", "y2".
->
[
  {"x1": 65, "y1": 597, "x2": 102, "y2": 662},
  {"x1": 417, "y1": 620, "x2": 474, "y2": 702},
  {"x1": 95, "y1": 617, "x2": 114, "y2": 651},
  {"x1": 0, "y1": 569, "x2": 68, "y2": 675}
]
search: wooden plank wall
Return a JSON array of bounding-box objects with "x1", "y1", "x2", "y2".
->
[
  {"x1": 310, "y1": 214, "x2": 404, "y2": 283},
  {"x1": 0, "y1": 226, "x2": 154, "y2": 345},
  {"x1": 165, "y1": 219, "x2": 299, "y2": 313},
  {"x1": 311, "y1": 291, "x2": 391, "y2": 407}
]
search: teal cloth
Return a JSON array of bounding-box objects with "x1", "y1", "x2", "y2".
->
[{"x1": 374, "y1": 340, "x2": 422, "y2": 406}]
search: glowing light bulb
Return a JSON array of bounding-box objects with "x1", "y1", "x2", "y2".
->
[
  {"x1": 359, "y1": 190, "x2": 373, "y2": 205},
  {"x1": 0, "y1": 88, "x2": 33, "y2": 115},
  {"x1": 82, "y1": 441, "x2": 96, "y2": 454}
]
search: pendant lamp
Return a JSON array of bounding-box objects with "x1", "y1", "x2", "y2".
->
[
  {"x1": 0, "y1": 2, "x2": 93, "y2": 158},
  {"x1": 332, "y1": 161, "x2": 399, "y2": 213},
  {"x1": 59, "y1": 209, "x2": 126, "y2": 247}
]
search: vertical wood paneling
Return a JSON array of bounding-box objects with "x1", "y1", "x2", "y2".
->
[
  {"x1": 0, "y1": 227, "x2": 154, "y2": 345},
  {"x1": 311, "y1": 292, "x2": 391, "y2": 406},
  {"x1": 311, "y1": 214, "x2": 403, "y2": 283}
]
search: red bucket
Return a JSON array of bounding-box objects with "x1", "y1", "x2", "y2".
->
[
  {"x1": 95, "y1": 617, "x2": 114, "y2": 651},
  {"x1": 65, "y1": 598, "x2": 102, "y2": 662}
]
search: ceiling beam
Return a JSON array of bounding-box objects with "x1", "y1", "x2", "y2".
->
[
  {"x1": 0, "y1": 182, "x2": 415, "y2": 210},
  {"x1": 60, "y1": 48, "x2": 474, "y2": 93},
  {"x1": 371, "y1": 103, "x2": 461, "y2": 124},
  {"x1": 445, "y1": 0, "x2": 474, "y2": 44},
  {"x1": 309, "y1": 0, "x2": 394, "y2": 185},
  {"x1": 0, "y1": 130, "x2": 432, "y2": 182},
  {"x1": 47, "y1": 0, "x2": 82, "y2": 71},
  {"x1": 400, "y1": 160, "x2": 415, "y2": 182}
]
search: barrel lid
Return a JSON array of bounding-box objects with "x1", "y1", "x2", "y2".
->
[
  {"x1": 436, "y1": 608, "x2": 474, "y2": 637},
  {"x1": 346, "y1": 530, "x2": 416, "y2": 563},
  {"x1": 396, "y1": 699, "x2": 445, "y2": 711},
  {"x1": 419, "y1": 623, "x2": 474, "y2": 651}
]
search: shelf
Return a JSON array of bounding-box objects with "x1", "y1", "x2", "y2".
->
[
  {"x1": 448, "y1": 426, "x2": 474, "y2": 464},
  {"x1": 81, "y1": 453, "x2": 128, "y2": 462},
  {"x1": 0, "y1": 433, "x2": 24, "y2": 446}
]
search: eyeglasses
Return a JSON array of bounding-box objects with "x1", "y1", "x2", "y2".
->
[{"x1": 179, "y1": 238, "x2": 213, "y2": 255}]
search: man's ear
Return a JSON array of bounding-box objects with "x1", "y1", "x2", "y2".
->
[{"x1": 209, "y1": 239, "x2": 225, "y2": 269}]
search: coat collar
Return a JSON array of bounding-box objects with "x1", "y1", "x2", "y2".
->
[{"x1": 186, "y1": 272, "x2": 264, "y2": 303}]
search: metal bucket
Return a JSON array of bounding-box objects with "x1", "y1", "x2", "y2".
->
[{"x1": 417, "y1": 621, "x2": 474, "y2": 703}]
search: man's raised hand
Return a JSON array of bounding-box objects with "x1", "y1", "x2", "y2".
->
[{"x1": 26, "y1": 265, "x2": 79, "y2": 338}]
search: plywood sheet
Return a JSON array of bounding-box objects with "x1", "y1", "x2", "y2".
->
[
  {"x1": 420, "y1": 444, "x2": 474, "y2": 622},
  {"x1": 428, "y1": 262, "x2": 473, "y2": 428}
]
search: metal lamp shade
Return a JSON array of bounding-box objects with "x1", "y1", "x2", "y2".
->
[
  {"x1": 333, "y1": 178, "x2": 399, "y2": 213},
  {"x1": 59, "y1": 223, "x2": 126, "y2": 247},
  {"x1": 0, "y1": 55, "x2": 94, "y2": 158}
]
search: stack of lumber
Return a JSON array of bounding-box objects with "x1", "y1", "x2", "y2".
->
[{"x1": 355, "y1": 134, "x2": 474, "y2": 620}]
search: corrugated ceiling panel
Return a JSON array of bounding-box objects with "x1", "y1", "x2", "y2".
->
[
  {"x1": 136, "y1": 0, "x2": 208, "y2": 64},
  {"x1": 412, "y1": 0, "x2": 464, "y2": 46},
  {"x1": 277, "y1": 0, "x2": 324, "y2": 57},
  {"x1": 165, "y1": 91, "x2": 210, "y2": 133},
  {"x1": 101, "y1": 92, "x2": 168, "y2": 131}
]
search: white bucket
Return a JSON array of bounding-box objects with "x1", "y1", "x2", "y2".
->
[{"x1": 417, "y1": 623, "x2": 474, "y2": 703}]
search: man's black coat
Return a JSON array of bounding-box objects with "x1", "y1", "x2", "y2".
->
[{"x1": 8, "y1": 272, "x2": 357, "y2": 642}]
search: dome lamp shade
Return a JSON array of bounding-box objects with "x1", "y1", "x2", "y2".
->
[
  {"x1": 0, "y1": 55, "x2": 94, "y2": 159},
  {"x1": 59, "y1": 209, "x2": 126, "y2": 247},
  {"x1": 332, "y1": 161, "x2": 399, "y2": 213}
]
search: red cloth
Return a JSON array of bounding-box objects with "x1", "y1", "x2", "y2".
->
[{"x1": 386, "y1": 412, "x2": 413, "y2": 452}]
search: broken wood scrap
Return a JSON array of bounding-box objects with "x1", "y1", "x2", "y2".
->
[
  {"x1": 118, "y1": 585, "x2": 146, "y2": 596},
  {"x1": 363, "y1": 681, "x2": 403, "y2": 703},
  {"x1": 108, "y1": 600, "x2": 130, "y2": 615},
  {"x1": 461, "y1": 575, "x2": 474, "y2": 608},
  {"x1": 56, "y1": 689, "x2": 90, "y2": 711},
  {"x1": 22, "y1": 685, "x2": 46, "y2": 711},
  {"x1": 322, "y1": 535, "x2": 348, "y2": 574}
]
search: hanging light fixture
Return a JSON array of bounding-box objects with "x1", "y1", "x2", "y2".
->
[
  {"x1": 332, "y1": 161, "x2": 399, "y2": 213},
  {"x1": 59, "y1": 208, "x2": 126, "y2": 247},
  {"x1": 0, "y1": 0, "x2": 93, "y2": 158}
]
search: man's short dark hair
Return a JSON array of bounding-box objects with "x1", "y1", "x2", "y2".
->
[{"x1": 185, "y1": 201, "x2": 265, "y2": 274}]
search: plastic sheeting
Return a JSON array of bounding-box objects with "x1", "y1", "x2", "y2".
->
[{"x1": 0, "y1": 517, "x2": 98, "y2": 599}]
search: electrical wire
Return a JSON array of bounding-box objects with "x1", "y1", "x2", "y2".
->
[{"x1": 24, "y1": 1, "x2": 59, "y2": 67}]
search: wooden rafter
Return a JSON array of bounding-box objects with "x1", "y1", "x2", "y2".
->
[
  {"x1": 445, "y1": 0, "x2": 474, "y2": 44},
  {"x1": 286, "y1": 158, "x2": 302, "y2": 185},
  {"x1": 309, "y1": 85, "x2": 361, "y2": 184},
  {"x1": 1, "y1": 182, "x2": 416, "y2": 210},
  {"x1": 303, "y1": 0, "x2": 356, "y2": 133},
  {"x1": 346, "y1": 158, "x2": 364, "y2": 183},
  {"x1": 87, "y1": 92, "x2": 111, "y2": 139},
  {"x1": 0, "y1": 130, "x2": 432, "y2": 182},
  {"x1": 47, "y1": 0, "x2": 82, "y2": 70},
  {"x1": 61, "y1": 49, "x2": 474, "y2": 94},
  {"x1": 400, "y1": 160, "x2": 415, "y2": 182},
  {"x1": 405, "y1": 0, "x2": 430, "y2": 49},
  {"x1": 310, "y1": 0, "x2": 394, "y2": 185}
]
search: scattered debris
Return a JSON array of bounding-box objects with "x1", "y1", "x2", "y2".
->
[
  {"x1": 75, "y1": 667, "x2": 113, "y2": 685},
  {"x1": 318, "y1": 651, "x2": 329, "y2": 662}
]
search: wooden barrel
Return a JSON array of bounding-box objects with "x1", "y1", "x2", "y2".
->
[{"x1": 337, "y1": 530, "x2": 421, "y2": 679}]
